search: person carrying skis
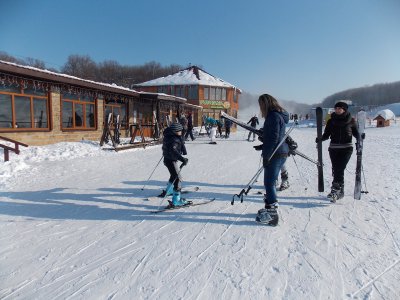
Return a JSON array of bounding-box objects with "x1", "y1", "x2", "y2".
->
[
  {"x1": 255, "y1": 94, "x2": 289, "y2": 226},
  {"x1": 247, "y1": 114, "x2": 259, "y2": 141},
  {"x1": 161, "y1": 122, "x2": 189, "y2": 206},
  {"x1": 315, "y1": 101, "x2": 359, "y2": 201}
]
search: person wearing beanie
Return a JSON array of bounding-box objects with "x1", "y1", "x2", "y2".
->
[
  {"x1": 161, "y1": 122, "x2": 189, "y2": 206},
  {"x1": 315, "y1": 101, "x2": 359, "y2": 202}
]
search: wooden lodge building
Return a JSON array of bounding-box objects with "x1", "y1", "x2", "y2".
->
[
  {"x1": 0, "y1": 60, "x2": 201, "y2": 146},
  {"x1": 134, "y1": 66, "x2": 241, "y2": 127}
]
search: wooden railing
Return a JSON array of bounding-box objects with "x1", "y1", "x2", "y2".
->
[{"x1": 0, "y1": 136, "x2": 29, "y2": 162}]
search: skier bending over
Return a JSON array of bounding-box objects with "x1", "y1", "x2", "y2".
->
[
  {"x1": 161, "y1": 122, "x2": 189, "y2": 206},
  {"x1": 255, "y1": 94, "x2": 289, "y2": 226},
  {"x1": 315, "y1": 101, "x2": 359, "y2": 201},
  {"x1": 247, "y1": 115, "x2": 259, "y2": 141}
]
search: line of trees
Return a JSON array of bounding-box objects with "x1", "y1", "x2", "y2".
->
[
  {"x1": 0, "y1": 51, "x2": 184, "y2": 87},
  {"x1": 1, "y1": 51, "x2": 399, "y2": 107},
  {"x1": 321, "y1": 82, "x2": 400, "y2": 108}
]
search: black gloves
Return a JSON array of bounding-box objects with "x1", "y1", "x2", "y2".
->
[
  {"x1": 315, "y1": 137, "x2": 321, "y2": 143},
  {"x1": 253, "y1": 144, "x2": 263, "y2": 151},
  {"x1": 181, "y1": 157, "x2": 189, "y2": 166},
  {"x1": 361, "y1": 133, "x2": 365, "y2": 139}
]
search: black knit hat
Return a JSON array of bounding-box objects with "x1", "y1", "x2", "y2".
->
[
  {"x1": 334, "y1": 101, "x2": 348, "y2": 111},
  {"x1": 169, "y1": 122, "x2": 183, "y2": 132}
]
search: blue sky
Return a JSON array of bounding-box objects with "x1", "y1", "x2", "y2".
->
[{"x1": 1, "y1": 0, "x2": 399, "y2": 104}]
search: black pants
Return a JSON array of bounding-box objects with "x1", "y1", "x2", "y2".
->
[
  {"x1": 164, "y1": 159, "x2": 182, "y2": 190},
  {"x1": 225, "y1": 128, "x2": 230, "y2": 138},
  {"x1": 185, "y1": 128, "x2": 195, "y2": 140},
  {"x1": 328, "y1": 147, "x2": 353, "y2": 186}
]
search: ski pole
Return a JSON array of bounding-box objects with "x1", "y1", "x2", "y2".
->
[
  {"x1": 255, "y1": 155, "x2": 263, "y2": 182},
  {"x1": 291, "y1": 149, "x2": 321, "y2": 166},
  {"x1": 156, "y1": 163, "x2": 185, "y2": 210},
  {"x1": 232, "y1": 166, "x2": 263, "y2": 205},
  {"x1": 141, "y1": 155, "x2": 164, "y2": 190},
  {"x1": 291, "y1": 155, "x2": 308, "y2": 191}
]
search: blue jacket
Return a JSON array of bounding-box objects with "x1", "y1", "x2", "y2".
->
[
  {"x1": 162, "y1": 127, "x2": 187, "y2": 162},
  {"x1": 262, "y1": 110, "x2": 289, "y2": 159}
]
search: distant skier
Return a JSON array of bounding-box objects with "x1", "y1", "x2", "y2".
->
[
  {"x1": 216, "y1": 119, "x2": 223, "y2": 138},
  {"x1": 179, "y1": 113, "x2": 188, "y2": 139},
  {"x1": 184, "y1": 112, "x2": 195, "y2": 141},
  {"x1": 255, "y1": 94, "x2": 289, "y2": 226},
  {"x1": 161, "y1": 123, "x2": 189, "y2": 206},
  {"x1": 224, "y1": 119, "x2": 232, "y2": 138},
  {"x1": 315, "y1": 101, "x2": 360, "y2": 202},
  {"x1": 247, "y1": 115, "x2": 259, "y2": 142}
]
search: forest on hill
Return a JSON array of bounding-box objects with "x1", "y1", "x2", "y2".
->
[{"x1": 1, "y1": 51, "x2": 399, "y2": 111}]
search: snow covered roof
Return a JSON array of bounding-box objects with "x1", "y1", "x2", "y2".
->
[
  {"x1": 136, "y1": 66, "x2": 241, "y2": 91},
  {"x1": 0, "y1": 60, "x2": 196, "y2": 105},
  {"x1": 374, "y1": 109, "x2": 395, "y2": 120}
]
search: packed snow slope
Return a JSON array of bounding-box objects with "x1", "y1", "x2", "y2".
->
[{"x1": 1, "y1": 123, "x2": 399, "y2": 299}]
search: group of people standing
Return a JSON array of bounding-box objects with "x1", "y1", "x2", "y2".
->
[{"x1": 161, "y1": 94, "x2": 361, "y2": 226}]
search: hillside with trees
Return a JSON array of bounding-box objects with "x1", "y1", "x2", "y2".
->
[
  {"x1": 1, "y1": 51, "x2": 399, "y2": 109},
  {"x1": 321, "y1": 82, "x2": 400, "y2": 108}
]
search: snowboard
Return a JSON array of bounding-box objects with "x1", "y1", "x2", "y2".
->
[
  {"x1": 150, "y1": 198, "x2": 215, "y2": 213},
  {"x1": 316, "y1": 107, "x2": 324, "y2": 192},
  {"x1": 354, "y1": 110, "x2": 367, "y2": 199}
]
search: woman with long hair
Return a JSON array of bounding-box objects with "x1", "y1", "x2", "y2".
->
[{"x1": 256, "y1": 94, "x2": 289, "y2": 226}]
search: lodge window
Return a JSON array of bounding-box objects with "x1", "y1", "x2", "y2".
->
[
  {"x1": 61, "y1": 92, "x2": 96, "y2": 130},
  {"x1": 188, "y1": 85, "x2": 198, "y2": 100},
  {"x1": 0, "y1": 82, "x2": 49, "y2": 131},
  {"x1": 222, "y1": 88, "x2": 226, "y2": 101},
  {"x1": 204, "y1": 87, "x2": 209, "y2": 100},
  {"x1": 133, "y1": 102, "x2": 153, "y2": 125},
  {"x1": 233, "y1": 89, "x2": 238, "y2": 103},
  {"x1": 174, "y1": 86, "x2": 185, "y2": 98},
  {"x1": 104, "y1": 101, "x2": 127, "y2": 128}
]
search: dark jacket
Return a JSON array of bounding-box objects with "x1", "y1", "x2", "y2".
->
[
  {"x1": 247, "y1": 116, "x2": 259, "y2": 127},
  {"x1": 224, "y1": 119, "x2": 232, "y2": 129},
  {"x1": 262, "y1": 110, "x2": 289, "y2": 160},
  {"x1": 322, "y1": 112, "x2": 358, "y2": 148},
  {"x1": 162, "y1": 127, "x2": 187, "y2": 162},
  {"x1": 187, "y1": 114, "x2": 193, "y2": 129}
]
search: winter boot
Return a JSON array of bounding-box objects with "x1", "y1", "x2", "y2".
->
[
  {"x1": 327, "y1": 182, "x2": 343, "y2": 203},
  {"x1": 158, "y1": 182, "x2": 174, "y2": 197},
  {"x1": 171, "y1": 190, "x2": 189, "y2": 207},
  {"x1": 279, "y1": 170, "x2": 289, "y2": 191},
  {"x1": 256, "y1": 203, "x2": 279, "y2": 226}
]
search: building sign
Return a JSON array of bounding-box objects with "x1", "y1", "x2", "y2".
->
[{"x1": 200, "y1": 100, "x2": 230, "y2": 109}]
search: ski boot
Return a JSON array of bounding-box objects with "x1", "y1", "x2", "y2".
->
[
  {"x1": 256, "y1": 202, "x2": 279, "y2": 226},
  {"x1": 169, "y1": 190, "x2": 190, "y2": 207},
  {"x1": 327, "y1": 183, "x2": 344, "y2": 203},
  {"x1": 279, "y1": 180, "x2": 290, "y2": 191},
  {"x1": 158, "y1": 182, "x2": 174, "y2": 197}
]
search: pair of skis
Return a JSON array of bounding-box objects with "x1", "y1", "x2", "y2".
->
[
  {"x1": 145, "y1": 186, "x2": 215, "y2": 213},
  {"x1": 316, "y1": 107, "x2": 367, "y2": 200}
]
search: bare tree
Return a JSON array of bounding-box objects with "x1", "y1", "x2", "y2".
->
[{"x1": 61, "y1": 54, "x2": 97, "y2": 80}]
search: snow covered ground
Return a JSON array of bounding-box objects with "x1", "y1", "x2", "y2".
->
[{"x1": 1, "y1": 123, "x2": 399, "y2": 299}]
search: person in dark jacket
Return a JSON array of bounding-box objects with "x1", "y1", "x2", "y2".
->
[
  {"x1": 224, "y1": 119, "x2": 232, "y2": 138},
  {"x1": 184, "y1": 112, "x2": 195, "y2": 141},
  {"x1": 162, "y1": 123, "x2": 189, "y2": 206},
  {"x1": 255, "y1": 94, "x2": 289, "y2": 226},
  {"x1": 316, "y1": 101, "x2": 359, "y2": 201},
  {"x1": 247, "y1": 115, "x2": 259, "y2": 141}
]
